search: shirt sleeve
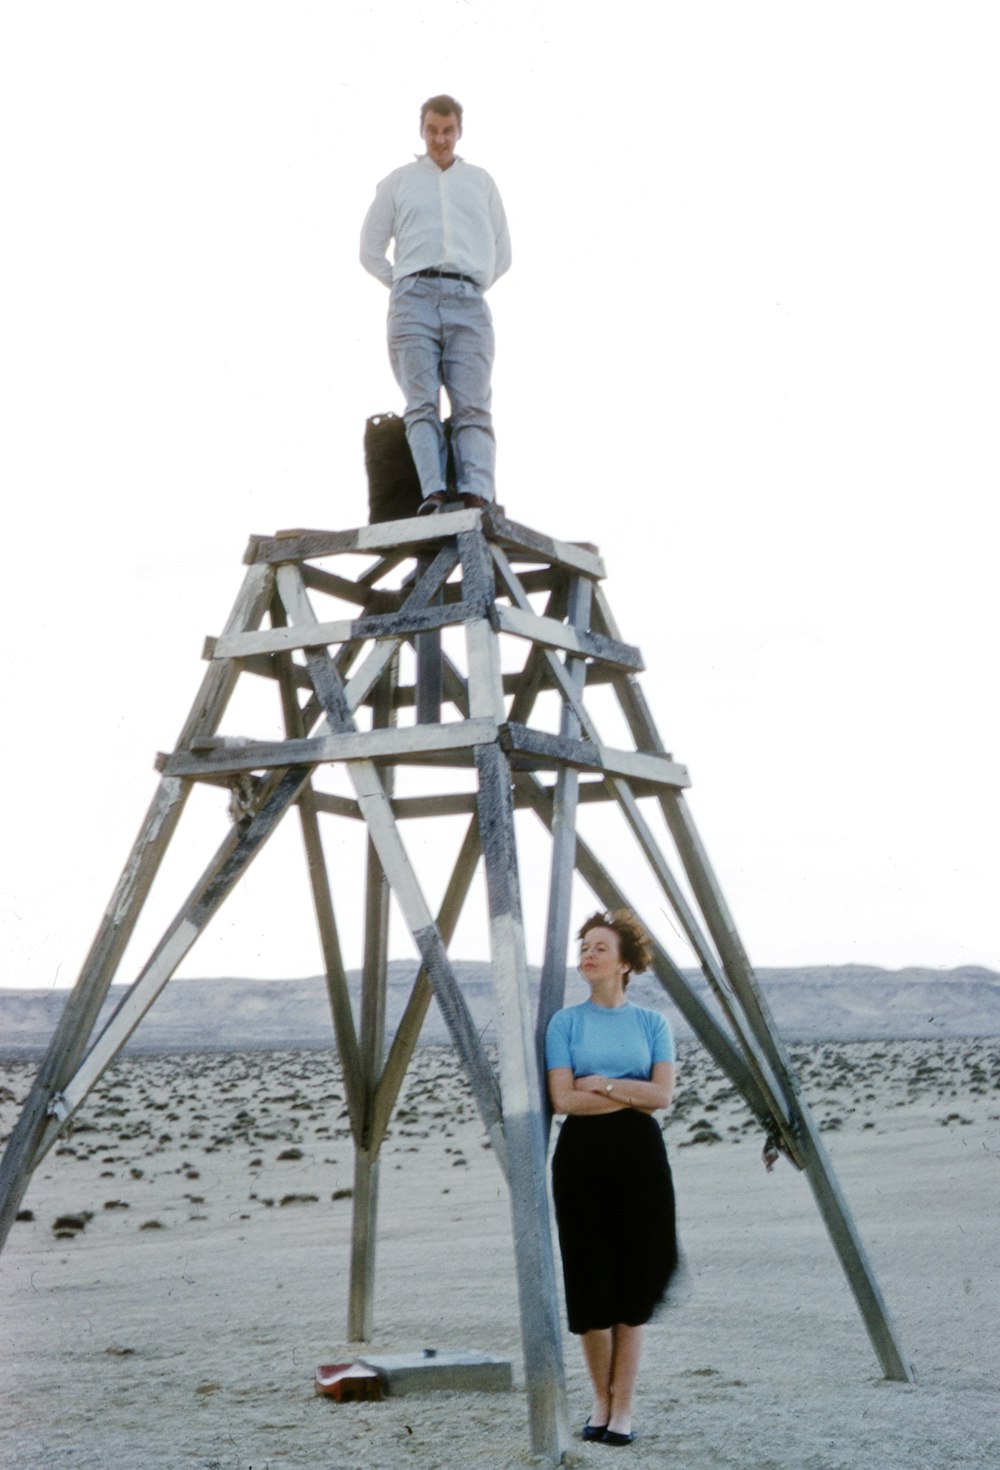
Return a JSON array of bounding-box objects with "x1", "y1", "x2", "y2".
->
[
  {"x1": 648, "y1": 1010, "x2": 675, "y2": 1065},
  {"x1": 359, "y1": 176, "x2": 396, "y2": 287},
  {"x1": 486, "y1": 176, "x2": 511, "y2": 288},
  {"x1": 545, "y1": 1009, "x2": 573, "y2": 1071}
]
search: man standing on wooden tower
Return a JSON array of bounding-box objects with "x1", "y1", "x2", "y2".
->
[{"x1": 360, "y1": 94, "x2": 511, "y2": 515}]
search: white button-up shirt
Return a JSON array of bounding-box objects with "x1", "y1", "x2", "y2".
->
[{"x1": 360, "y1": 154, "x2": 512, "y2": 291}]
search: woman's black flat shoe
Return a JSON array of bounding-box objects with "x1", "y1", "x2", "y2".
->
[
  {"x1": 602, "y1": 1429, "x2": 635, "y2": 1446},
  {"x1": 582, "y1": 1420, "x2": 609, "y2": 1441}
]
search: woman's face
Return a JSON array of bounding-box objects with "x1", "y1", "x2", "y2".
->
[{"x1": 578, "y1": 926, "x2": 629, "y2": 990}]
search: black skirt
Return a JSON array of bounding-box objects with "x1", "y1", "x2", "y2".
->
[{"x1": 551, "y1": 1110, "x2": 677, "y2": 1334}]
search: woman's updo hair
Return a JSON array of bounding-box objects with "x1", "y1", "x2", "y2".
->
[{"x1": 577, "y1": 910, "x2": 653, "y2": 987}]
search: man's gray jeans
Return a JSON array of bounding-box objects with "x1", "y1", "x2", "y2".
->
[{"x1": 387, "y1": 273, "x2": 496, "y2": 502}]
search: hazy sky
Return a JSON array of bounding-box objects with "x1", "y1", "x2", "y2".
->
[{"x1": 3, "y1": 1, "x2": 998, "y2": 995}]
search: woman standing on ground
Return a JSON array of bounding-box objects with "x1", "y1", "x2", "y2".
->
[{"x1": 545, "y1": 910, "x2": 678, "y2": 1447}]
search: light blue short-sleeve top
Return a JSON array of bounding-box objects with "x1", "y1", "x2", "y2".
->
[{"x1": 545, "y1": 1000, "x2": 675, "y2": 1080}]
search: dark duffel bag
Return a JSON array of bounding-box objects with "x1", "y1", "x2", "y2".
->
[{"x1": 364, "y1": 412, "x2": 455, "y2": 523}]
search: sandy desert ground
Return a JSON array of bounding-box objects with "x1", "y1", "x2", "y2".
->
[{"x1": 1, "y1": 1039, "x2": 998, "y2": 1470}]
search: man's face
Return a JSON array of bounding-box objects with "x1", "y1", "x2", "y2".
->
[{"x1": 421, "y1": 110, "x2": 461, "y2": 170}]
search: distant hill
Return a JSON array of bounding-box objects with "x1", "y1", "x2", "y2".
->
[{"x1": 2, "y1": 962, "x2": 999, "y2": 1057}]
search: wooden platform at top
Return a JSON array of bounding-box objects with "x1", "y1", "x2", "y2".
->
[{"x1": 244, "y1": 505, "x2": 606, "y2": 582}]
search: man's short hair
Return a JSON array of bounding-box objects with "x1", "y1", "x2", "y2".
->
[{"x1": 420, "y1": 94, "x2": 463, "y2": 131}]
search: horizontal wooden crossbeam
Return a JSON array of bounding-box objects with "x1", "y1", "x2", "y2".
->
[
  {"x1": 495, "y1": 604, "x2": 643, "y2": 671},
  {"x1": 486, "y1": 511, "x2": 605, "y2": 580},
  {"x1": 245, "y1": 512, "x2": 485, "y2": 565},
  {"x1": 206, "y1": 600, "x2": 483, "y2": 662},
  {"x1": 159, "y1": 722, "x2": 691, "y2": 789},
  {"x1": 158, "y1": 720, "x2": 499, "y2": 777},
  {"x1": 307, "y1": 775, "x2": 673, "y2": 822},
  {"x1": 246, "y1": 509, "x2": 605, "y2": 582},
  {"x1": 298, "y1": 562, "x2": 567, "y2": 614},
  {"x1": 503, "y1": 724, "x2": 690, "y2": 788}
]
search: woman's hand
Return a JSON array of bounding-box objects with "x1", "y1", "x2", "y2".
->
[
  {"x1": 547, "y1": 1068, "x2": 622, "y2": 1116},
  {"x1": 574, "y1": 1074, "x2": 611, "y2": 1094},
  {"x1": 547, "y1": 1064, "x2": 675, "y2": 1116},
  {"x1": 572, "y1": 1067, "x2": 674, "y2": 1110}
]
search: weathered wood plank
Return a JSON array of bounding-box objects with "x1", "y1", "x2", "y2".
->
[
  {"x1": 484, "y1": 507, "x2": 606, "y2": 580},
  {"x1": 454, "y1": 540, "x2": 569, "y2": 1457},
  {"x1": 350, "y1": 661, "x2": 395, "y2": 1341},
  {"x1": 496, "y1": 603, "x2": 643, "y2": 672},
  {"x1": 211, "y1": 600, "x2": 482, "y2": 662},
  {"x1": 656, "y1": 787, "x2": 912, "y2": 1378},
  {"x1": 386, "y1": 792, "x2": 479, "y2": 819},
  {"x1": 275, "y1": 566, "x2": 507, "y2": 1164},
  {"x1": 504, "y1": 583, "x2": 569, "y2": 729},
  {"x1": 457, "y1": 519, "x2": 507, "y2": 723},
  {"x1": 600, "y1": 633, "x2": 795, "y2": 1082},
  {"x1": 0, "y1": 562, "x2": 276, "y2": 1252},
  {"x1": 414, "y1": 549, "x2": 444, "y2": 724},
  {"x1": 607, "y1": 775, "x2": 801, "y2": 1162},
  {"x1": 440, "y1": 653, "x2": 471, "y2": 718},
  {"x1": 378, "y1": 778, "x2": 621, "y2": 820},
  {"x1": 456, "y1": 526, "x2": 496, "y2": 614},
  {"x1": 352, "y1": 548, "x2": 412, "y2": 590},
  {"x1": 511, "y1": 567, "x2": 567, "y2": 596},
  {"x1": 369, "y1": 818, "x2": 483, "y2": 1151},
  {"x1": 172, "y1": 563, "x2": 277, "y2": 746},
  {"x1": 360, "y1": 664, "x2": 395, "y2": 1108},
  {"x1": 271, "y1": 619, "x2": 365, "y2": 1140},
  {"x1": 348, "y1": 1148, "x2": 379, "y2": 1342},
  {"x1": 292, "y1": 781, "x2": 365, "y2": 1132},
  {"x1": 502, "y1": 662, "x2": 616, "y2": 697},
  {"x1": 475, "y1": 740, "x2": 569, "y2": 1461},
  {"x1": 491, "y1": 546, "x2": 601, "y2": 747},
  {"x1": 218, "y1": 650, "x2": 312, "y2": 689},
  {"x1": 305, "y1": 791, "x2": 364, "y2": 819},
  {"x1": 796, "y1": 1112, "x2": 914, "y2": 1380},
  {"x1": 500, "y1": 724, "x2": 691, "y2": 789},
  {"x1": 45, "y1": 766, "x2": 313, "y2": 1129},
  {"x1": 536, "y1": 576, "x2": 591, "y2": 1102},
  {"x1": 160, "y1": 720, "x2": 499, "y2": 778},
  {"x1": 323, "y1": 544, "x2": 461, "y2": 723},
  {"x1": 300, "y1": 562, "x2": 377, "y2": 606},
  {"x1": 246, "y1": 510, "x2": 482, "y2": 565}
]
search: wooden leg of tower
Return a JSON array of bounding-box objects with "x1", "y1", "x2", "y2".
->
[
  {"x1": 796, "y1": 1113, "x2": 914, "y2": 1381},
  {"x1": 475, "y1": 737, "x2": 569, "y2": 1464},
  {"x1": 348, "y1": 1145, "x2": 380, "y2": 1343},
  {"x1": 270, "y1": 615, "x2": 366, "y2": 1139},
  {"x1": 608, "y1": 776, "x2": 805, "y2": 1165},
  {"x1": 28, "y1": 765, "x2": 311, "y2": 1145},
  {"x1": 596, "y1": 627, "x2": 913, "y2": 1382},
  {"x1": 458, "y1": 529, "x2": 568, "y2": 1460},
  {"x1": 415, "y1": 554, "x2": 443, "y2": 724},
  {"x1": 349, "y1": 667, "x2": 394, "y2": 1342},
  {"x1": 370, "y1": 818, "x2": 482, "y2": 1149},
  {"x1": 661, "y1": 791, "x2": 914, "y2": 1382},
  {"x1": 0, "y1": 775, "x2": 190, "y2": 1251},
  {"x1": 347, "y1": 858, "x2": 388, "y2": 1337},
  {"x1": 537, "y1": 575, "x2": 592, "y2": 1097},
  {"x1": 0, "y1": 562, "x2": 275, "y2": 1253}
]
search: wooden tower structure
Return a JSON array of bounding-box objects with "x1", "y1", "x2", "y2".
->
[{"x1": 0, "y1": 506, "x2": 912, "y2": 1465}]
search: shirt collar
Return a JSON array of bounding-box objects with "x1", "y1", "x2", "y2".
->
[{"x1": 415, "y1": 152, "x2": 465, "y2": 169}]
